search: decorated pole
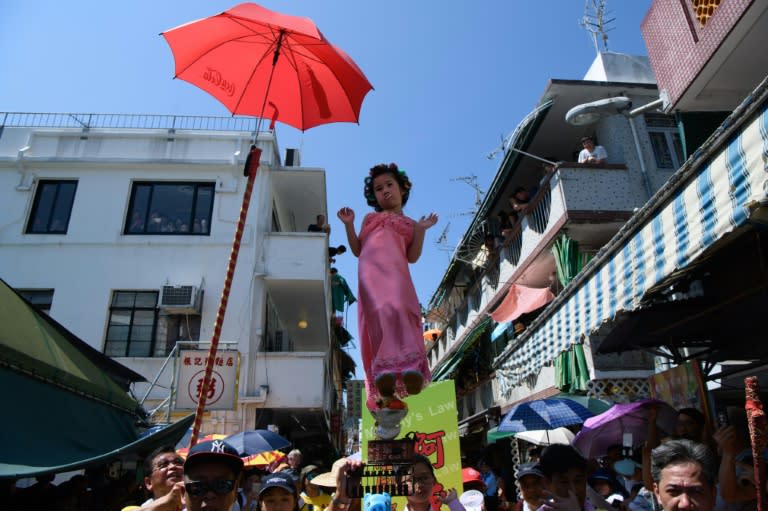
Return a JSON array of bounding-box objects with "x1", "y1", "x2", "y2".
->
[
  {"x1": 745, "y1": 376, "x2": 767, "y2": 511},
  {"x1": 188, "y1": 145, "x2": 261, "y2": 448}
]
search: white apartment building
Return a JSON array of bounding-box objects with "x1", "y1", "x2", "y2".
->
[{"x1": 0, "y1": 113, "x2": 340, "y2": 456}]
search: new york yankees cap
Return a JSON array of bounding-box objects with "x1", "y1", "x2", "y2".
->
[{"x1": 184, "y1": 439, "x2": 244, "y2": 474}]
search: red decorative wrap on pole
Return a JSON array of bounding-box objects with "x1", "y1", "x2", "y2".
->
[
  {"x1": 745, "y1": 376, "x2": 767, "y2": 511},
  {"x1": 189, "y1": 145, "x2": 262, "y2": 448}
]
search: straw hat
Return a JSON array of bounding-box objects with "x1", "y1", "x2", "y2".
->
[{"x1": 312, "y1": 457, "x2": 347, "y2": 488}]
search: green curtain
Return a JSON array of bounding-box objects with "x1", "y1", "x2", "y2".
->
[
  {"x1": 554, "y1": 344, "x2": 589, "y2": 392},
  {"x1": 550, "y1": 234, "x2": 586, "y2": 287}
]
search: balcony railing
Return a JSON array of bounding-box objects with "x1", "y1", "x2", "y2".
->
[
  {"x1": 0, "y1": 112, "x2": 271, "y2": 133},
  {"x1": 264, "y1": 232, "x2": 328, "y2": 281}
]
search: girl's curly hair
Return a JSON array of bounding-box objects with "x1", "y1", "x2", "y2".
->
[{"x1": 363, "y1": 163, "x2": 412, "y2": 211}]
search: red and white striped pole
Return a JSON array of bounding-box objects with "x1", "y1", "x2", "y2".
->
[{"x1": 188, "y1": 145, "x2": 261, "y2": 448}]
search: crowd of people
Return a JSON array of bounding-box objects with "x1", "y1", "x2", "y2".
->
[{"x1": 1, "y1": 403, "x2": 762, "y2": 511}]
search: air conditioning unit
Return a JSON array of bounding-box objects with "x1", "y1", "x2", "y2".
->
[
  {"x1": 284, "y1": 148, "x2": 301, "y2": 167},
  {"x1": 159, "y1": 285, "x2": 201, "y2": 314}
]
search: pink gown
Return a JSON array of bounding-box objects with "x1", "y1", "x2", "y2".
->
[{"x1": 357, "y1": 211, "x2": 431, "y2": 409}]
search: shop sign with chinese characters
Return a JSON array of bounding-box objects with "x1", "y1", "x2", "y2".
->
[{"x1": 175, "y1": 349, "x2": 239, "y2": 410}]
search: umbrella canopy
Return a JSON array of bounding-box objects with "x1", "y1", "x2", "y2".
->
[
  {"x1": 161, "y1": 2, "x2": 373, "y2": 131},
  {"x1": 225, "y1": 429, "x2": 291, "y2": 456},
  {"x1": 515, "y1": 427, "x2": 575, "y2": 446},
  {"x1": 243, "y1": 449, "x2": 284, "y2": 468},
  {"x1": 573, "y1": 398, "x2": 678, "y2": 459},
  {"x1": 423, "y1": 328, "x2": 442, "y2": 341},
  {"x1": 498, "y1": 398, "x2": 594, "y2": 433}
]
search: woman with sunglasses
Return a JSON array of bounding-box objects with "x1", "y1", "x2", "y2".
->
[{"x1": 327, "y1": 455, "x2": 464, "y2": 511}]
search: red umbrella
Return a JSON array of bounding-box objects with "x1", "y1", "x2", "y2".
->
[
  {"x1": 161, "y1": 2, "x2": 372, "y2": 131},
  {"x1": 161, "y1": 2, "x2": 372, "y2": 447}
]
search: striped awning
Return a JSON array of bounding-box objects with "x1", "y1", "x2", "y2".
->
[{"x1": 495, "y1": 79, "x2": 768, "y2": 398}]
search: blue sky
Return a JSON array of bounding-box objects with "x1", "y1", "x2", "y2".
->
[{"x1": 0, "y1": 1, "x2": 652, "y2": 375}]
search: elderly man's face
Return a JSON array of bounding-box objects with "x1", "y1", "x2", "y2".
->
[
  {"x1": 145, "y1": 453, "x2": 185, "y2": 498},
  {"x1": 653, "y1": 462, "x2": 715, "y2": 511},
  {"x1": 184, "y1": 463, "x2": 240, "y2": 511}
]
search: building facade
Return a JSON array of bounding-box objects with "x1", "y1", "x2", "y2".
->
[{"x1": 0, "y1": 113, "x2": 343, "y2": 457}]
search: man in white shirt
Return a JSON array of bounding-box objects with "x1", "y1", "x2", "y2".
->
[{"x1": 578, "y1": 136, "x2": 608, "y2": 165}]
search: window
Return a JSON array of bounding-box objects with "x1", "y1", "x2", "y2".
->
[
  {"x1": 16, "y1": 289, "x2": 54, "y2": 313},
  {"x1": 125, "y1": 182, "x2": 214, "y2": 235},
  {"x1": 26, "y1": 180, "x2": 78, "y2": 234},
  {"x1": 691, "y1": 0, "x2": 721, "y2": 27},
  {"x1": 262, "y1": 296, "x2": 294, "y2": 352},
  {"x1": 104, "y1": 291, "x2": 158, "y2": 357},
  {"x1": 646, "y1": 114, "x2": 685, "y2": 170}
]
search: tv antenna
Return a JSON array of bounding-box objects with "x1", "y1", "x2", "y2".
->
[
  {"x1": 435, "y1": 222, "x2": 453, "y2": 253},
  {"x1": 580, "y1": 0, "x2": 614, "y2": 55},
  {"x1": 450, "y1": 174, "x2": 484, "y2": 215}
]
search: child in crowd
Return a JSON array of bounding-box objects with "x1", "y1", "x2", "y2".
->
[{"x1": 338, "y1": 163, "x2": 438, "y2": 410}]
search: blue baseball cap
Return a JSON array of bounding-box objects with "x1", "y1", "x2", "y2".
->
[{"x1": 184, "y1": 439, "x2": 244, "y2": 474}]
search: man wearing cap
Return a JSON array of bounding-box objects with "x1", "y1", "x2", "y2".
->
[
  {"x1": 183, "y1": 439, "x2": 245, "y2": 511},
  {"x1": 515, "y1": 463, "x2": 545, "y2": 511},
  {"x1": 138, "y1": 446, "x2": 187, "y2": 511},
  {"x1": 258, "y1": 473, "x2": 300, "y2": 511}
]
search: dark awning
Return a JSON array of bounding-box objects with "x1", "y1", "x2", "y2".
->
[{"x1": 0, "y1": 404, "x2": 193, "y2": 479}]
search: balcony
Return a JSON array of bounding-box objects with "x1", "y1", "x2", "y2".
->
[
  {"x1": 430, "y1": 164, "x2": 639, "y2": 368},
  {"x1": 264, "y1": 232, "x2": 331, "y2": 352},
  {"x1": 252, "y1": 351, "x2": 328, "y2": 409},
  {"x1": 457, "y1": 379, "x2": 495, "y2": 422}
]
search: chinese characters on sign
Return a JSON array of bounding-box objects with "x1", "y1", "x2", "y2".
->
[
  {"x1": 361, "y1": 381, "x2": 462, "y2": 511},
  {"x1": 175, "y1": 349, "x2": 239, "y2": 410}
]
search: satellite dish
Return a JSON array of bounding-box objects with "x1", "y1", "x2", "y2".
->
[{"x1": 565, "y1": 96, "x2": 631, "y2": 126}]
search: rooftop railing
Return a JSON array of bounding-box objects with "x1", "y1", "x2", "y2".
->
[{"x1": 0, "y1": 112, "x2": 271, "y2": 133}]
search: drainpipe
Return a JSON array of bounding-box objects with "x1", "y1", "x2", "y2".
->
[
  {"x1": 626, "y1": 115, "x2": 654, "y2": 200},
  {"x1": 624, "y1": 98, "x2": 664, "y2": 200}
]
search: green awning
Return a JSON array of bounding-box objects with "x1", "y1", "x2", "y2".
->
[
  {"x1": 0, "y1": 279, "x2": 137, "y2": 412},
  {"x1": 0, "y1": 381, "x2": 194, "y2": 479},
  {"x1": 432, "y1": 317, "x2": 492, "y2": 381},
  {"x1": 0, "y1": 277, "x2": 193, "y2": 479},
  {"x1": 486, "y1": 426, "x2": 515, "y2": 444}
]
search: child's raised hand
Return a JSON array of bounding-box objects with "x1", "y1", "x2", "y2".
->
[
  {"x1": 337, "y1": 207, "x2": 355, "y2": 225},
  {"x1": 416, "y1": 213, "x2": 438, "y2": 230}
]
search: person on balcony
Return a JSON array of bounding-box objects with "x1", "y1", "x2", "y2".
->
[
  {"x1": 509, "y1": 187, "x2": 531, "y2": 214},
  {"x1": 308, "y1": 214, "x2": 331, "y2": 234},
  {"x1": 578, "y1": 136, "x2": 607, "y2": 165}
]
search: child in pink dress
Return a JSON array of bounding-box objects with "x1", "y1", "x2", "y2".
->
[{"x1": 338, "y1": 163, "x2": 438, "y2": 410}]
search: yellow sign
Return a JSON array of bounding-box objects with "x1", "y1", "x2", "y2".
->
[{"x1": 361, "y1": 380, "x2": 462, "y2": 509}]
